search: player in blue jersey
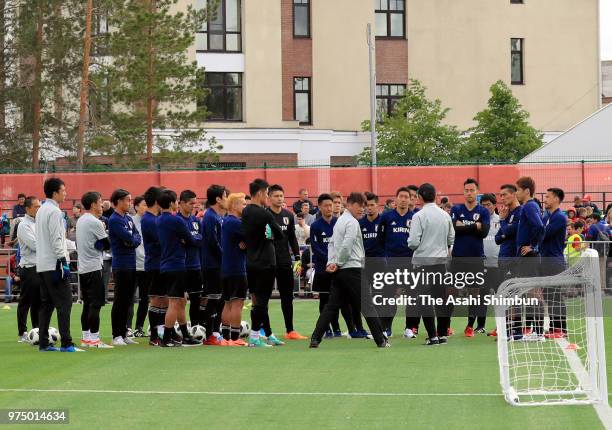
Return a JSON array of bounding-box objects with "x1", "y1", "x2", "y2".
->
[
  {"x1": 490, "y1": 184, "x2": 522, "y2": 338},
  {"x1": 377, "y1": 186, "x2": 418, "y2": 337},
  {"x1": 220, "y1": 193, "x2": 248, "y2": 346},
  {"x1": 176, "y1": 190, "x2": 204, "y2": 328},
  {"x1": 450, "y1": 178, "x2": 490, "y2": 337},
  {"x1": 541, "y1": 187, "x2": 568, "y2": 338},
  {"x1": 310, "y1": 194, "x2": 355, "y2": 337},
  {"x1": 200, "y1": 185, "x2": 228, "y2": 346},
  {"x1": 108, "y1": 189, "x2": 142, "y2": 346},
  {"x1": 140, "y1": 186, "x2": 167, "y2": 345},
  {"x1": 515, "y1": 176, "x2": 545, "y2": 340},
  {"x1": 156, "y1": 189, "x2": 202, "y2": 347}
]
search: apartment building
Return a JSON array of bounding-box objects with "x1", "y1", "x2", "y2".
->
[{"x1": 187, "y1": 0, "x2": 600, "y2": 165}]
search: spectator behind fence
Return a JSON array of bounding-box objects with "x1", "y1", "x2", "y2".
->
[
  {"x1": 295, "y1": 213, "x2": 310, "y2": 246},
  {"x1": 296, "y1": 201, "x2": 316, "y2": 226},
  {"x1": 292, "y1": 188, "x2": 317, "y2": 215},
  {"x1": 12, "y1": 194, "x2": 26, "y2": 219},
  {"x1": 383, "y1": 198, "x2": 396, "y2": 213},
  {"x1": 0, "y1": 212, "x2": 10, "y2": 247},
  {"x1": 67, "y1": 203, "x2": 83, "y2": 242}
]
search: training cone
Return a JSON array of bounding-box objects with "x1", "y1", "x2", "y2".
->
[{"x1": 2, "y1": 305, "x2": 11, "y2": 310}]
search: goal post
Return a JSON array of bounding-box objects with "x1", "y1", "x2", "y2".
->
[{"x1": 495, "y1": 248, "x2": 608, "y2": 407}]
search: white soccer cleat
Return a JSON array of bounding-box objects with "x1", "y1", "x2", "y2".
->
[
  {"x1": 521, "y1": 332, "x2": 545, "y2": 342},
  {"x1": 123, "y1": 337, "x2": 139, "y2": 345},
  {"x1": 403, "y1": 328, "x2": 416, "y2": 339},
  {"x1": 112, "y1": 336, "x2": 128, "y2": 346},
  {"x1": 89, "y1": 340, "x2": 114, "y2": 349}
]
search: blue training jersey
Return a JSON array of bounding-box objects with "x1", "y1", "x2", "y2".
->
[
  {"x1": 141, "y1": 211, "x2": 161, "y2": 271},
  {"x1": 177, "y1": 213, "x2": 203, "y2": 271},
  {"x1": 516, "y1": 199, "x2": 544, "y2": 253},
  {"x1": 495, "y1": 205, "x2": 522, "y2": 259},
  {"x1": 108, "y1": 212, "x2": 141, "y2": 270},
  {"x1": 221, "y1": 215, "x2": 246, "y2": 277},
  {"x1": 157, "y1": 212, "x2": 199, "y2": 273},
  {"x1": 200, "y1": 208, "x2": 223, "y2": 270},
  {"x1": 377, "y1": 209, "x2": 417, "y2": 258},
  {"x1": 541, "y1": 208, "x2": 568, "y2": 260},
  {"x1": 451, "y1": 204, "x2": 490, "y2": 258},
  {"x1": 359, "y1": 214, "x2": 384, "y2": 257},
  {"x1": 310, "y1": 216, "x2": 336, "y2": 272}
]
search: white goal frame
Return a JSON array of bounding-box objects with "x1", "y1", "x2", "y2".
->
[{"x1": 495, "y1": 249, "x2": 608, "y2": 407}]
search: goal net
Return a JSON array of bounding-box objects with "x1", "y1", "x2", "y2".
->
[{"x1": 495, "y1": 248, "x2": 608, "y2": 406}]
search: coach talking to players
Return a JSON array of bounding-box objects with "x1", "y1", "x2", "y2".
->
[
  {"x1": 37, "y1": 178, "x2": 81, "y2": 352},
  {"x1": 309, "y1": 192, "x2": 388, "y2": 348},
  {"x1": 408, "y1": 183, "x2": 455, "y2": 346}
]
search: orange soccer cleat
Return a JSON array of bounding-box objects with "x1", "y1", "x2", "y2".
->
[
  {"x1": 284, "y1": 331, "x2": 308, "y2": 340},
  {"x1": 464, "y1": 326, "x2": 474, "y2": 338},
  {"x1": 203, "y1": 335, "x2": 229, "y2": 346}
]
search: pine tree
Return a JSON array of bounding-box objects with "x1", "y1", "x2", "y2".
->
[{"x1": 94, "y1": 0, "x2": 219, "y2": 168}]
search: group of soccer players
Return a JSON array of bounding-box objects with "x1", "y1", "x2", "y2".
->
[{"x1": 16, "y1": 172, "x2": 579, "y2": 350}]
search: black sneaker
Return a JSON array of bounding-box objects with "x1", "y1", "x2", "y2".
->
[
  {"x1": 309, "y1": 338, "x2": 320, "y2": 348},
  {"x1": 475, "y1": 327, "x2": 486, "y2": 334},
  {"x1": 424, "y1": 337, "x2": 439, "y2": 346},
  {"x1": 438, "y1": 336, "x2": 448, "y2": 345},
  {"x1": 133, "y1": 328, "x2": 145, "y2": 338},
  {"x1": 181, "y1": 336, "x2": 201, "y2": 347},
  {"x1": 377, "y1": 340, "x2": 391, "y2": 348},
  {"x1": 160, "y1": 339, "x2": 177, "y2": 348}
]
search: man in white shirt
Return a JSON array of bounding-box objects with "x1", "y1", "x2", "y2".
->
[
  {"x1": 36, "y1": 177, "x2": 82, "y2": 352},
  {"x1": 309, "y1": 192, "x2": 388, "y2": 349},
  {"x1": 77, "y1": 191, "x2": 113, "y2": 349},
  {"x1": 16, "y1": 196, "x2": 41, "y2": 342},
  {"x1": 408, "y1": 183, "x2": 455, "y2": 346}
]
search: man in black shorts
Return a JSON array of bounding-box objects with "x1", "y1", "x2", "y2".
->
[
  {"x1": 200, "y1": 184, "x2": 228, "y2": 345},
  {"x1": 176, "y1": 190, "x2": 204, "y2": 327},
  {"x1": 267, "y1": 184, "x2": 308, "y2": 340},
  {"x1": 76, "y1": 191, "x2": 113, "y2": 348},
  {"x1": 242, "y1": 179, "x2": 285, "y2": 347},
  {"x1": 140, "y1": 186, "x2": 166, "y2": 345},
  {"x1": 220, "y1": 192, "x2": 248, "y2": 346},
  {"x1": 156, "y1": 189, "x2": 202, "y2": 347}
]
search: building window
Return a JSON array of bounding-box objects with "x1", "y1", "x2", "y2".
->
[
  {"x1": 294, "y1": 77, "x2": 311, "y2": 125},
  {"x1": 199, "y1": 72, "x2": 243, "y2": 121},
  {"x1": 376, "y1": 84, "x2": 405, "y2": 120},
  {"x1": 293, "y1": 0, "x2": 310, "y2": 38},
  {"x1": 196, "y1": 0, "x2": 241, "y2": 52},
  {"x1": 92, "y1": 1, "x2": 110, "y2": 56},
  {"x1": 375, "y1": 0, "x2": 405, "y2": 38},
  {"x1": 511, "y1": 38, "x2": 524, "y2": 85}
]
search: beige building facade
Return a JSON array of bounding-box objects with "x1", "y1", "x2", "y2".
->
[{"x1": 189, "y1": 0, "x2": 600, "y2": 165}]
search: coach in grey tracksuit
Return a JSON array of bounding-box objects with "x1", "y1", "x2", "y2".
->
[
  {"x1": 16, "y1": 197, "x2": 41, "y2": 339},
  {"x1": 37, "y1": 178, "x2": 75, "y2": 350},
  {"x1": 310, "y1": 192, "x2": 387, "y2": 348},
  {"x1": 408, "y1": 183, "x2": 455, "y2": 343}
]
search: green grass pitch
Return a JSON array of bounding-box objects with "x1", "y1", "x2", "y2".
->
[{"x1": 0, "y1": 300, "x2": 610, "y2": 429}]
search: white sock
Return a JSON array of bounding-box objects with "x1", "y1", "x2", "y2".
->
[
  {"x1": 82, "y1": 330, "x2": 90, "y2": 341},
  {"x1": 213, "y1": 331, "x2": 221, "y2": 338},
  {"x1": 90, "y1": 332, "x2": 100, "y2": 341},
  {"x1": 250, "y1": 330, "x2": 260, "y2": 340}
]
